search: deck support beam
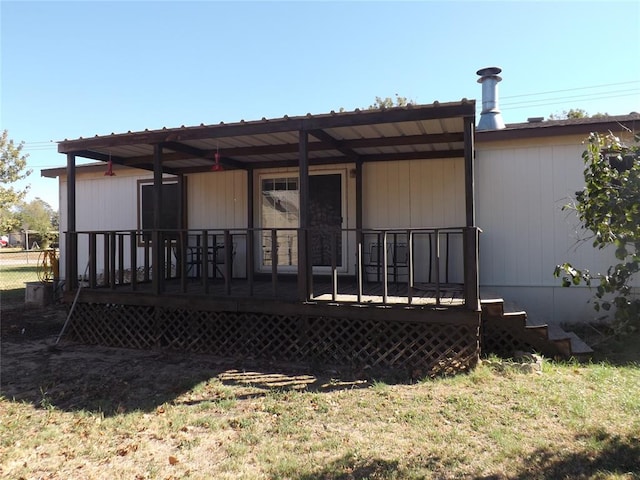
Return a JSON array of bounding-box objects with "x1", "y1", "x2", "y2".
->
[
  {"x1": 355, "y1": 158, "x2": 364, "y2": 301},
  {"x1": 247, "y1": 168, "x2": 255, "y2": 295},
  {"x1": 463, "y1": 227, "x2": 480, "y2": 311},
  {"x1": 463, "y1": 118, "x2": 479, "y2": 311},
  {"x1": 152, "y1": 144, "x2": 163, "y2": 295},
  {"x1": 298, "y1": 130, "x2": 310, "y2": 301},
  {"x1": 464, "y1": 117, "x2": 475, "y2": 227},
  {"x1": 65, "y1": 153, "x2": 77, "y2": 292}
]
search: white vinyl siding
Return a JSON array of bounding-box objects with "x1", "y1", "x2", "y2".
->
[
  {"x1": 58, "y1": 169, "x2": 153, "y2": 278},
  {"x1": 363, "y1": 158, "x2": 465, "y2": 228},
  {"x1": 186, "y1": 170, "x2": 247, "y2": 229},
  {"x1": 476, "y1": 142, "x2": 612, "y2": 287},
  {"x1": 475, "y1": 138, "x2": 636, "y2": 324}
]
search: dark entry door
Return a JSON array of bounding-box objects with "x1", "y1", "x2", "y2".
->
[{"x1": 309, "y1": 174, "x2": 342, "y2": 267}]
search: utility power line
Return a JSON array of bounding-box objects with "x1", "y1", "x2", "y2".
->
[
  {"x1": 17, "y1": 81, "x2": 640, "y2": 149},
  {"x1": 501, "y1": 80, "x2": 640, "y2": 100}
]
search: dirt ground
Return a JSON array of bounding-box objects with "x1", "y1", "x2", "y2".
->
[{"x1": 0, "y1": 305, "x2": 356, "y2": 416}]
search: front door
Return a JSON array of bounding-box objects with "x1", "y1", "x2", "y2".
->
[
  {"x1": 259, "y1": 171, "x2": 344, "y2": 271},
  {"x1": 309, "y1": 173, "x2": 343, "y2": 267}
]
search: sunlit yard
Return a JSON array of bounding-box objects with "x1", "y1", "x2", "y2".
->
[{"x1": 1, "y1": 323, "x2": 639, "y2": 480}]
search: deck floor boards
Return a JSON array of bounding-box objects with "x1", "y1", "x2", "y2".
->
[{"x1": 87, "y1": 276, "x2": 465, "y2": 307}]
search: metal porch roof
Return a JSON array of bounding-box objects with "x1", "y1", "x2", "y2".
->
[{"x1": 56, "y1": 100, "x2": 476, "y2": 175}]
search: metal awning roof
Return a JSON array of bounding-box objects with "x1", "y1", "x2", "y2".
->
[{"x1": 56, "y1": 100, "x2": 476, "y2": 175}]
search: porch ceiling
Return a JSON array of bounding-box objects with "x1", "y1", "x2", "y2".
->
[{"x1": 57, "y1": 100, "x2": 476, "y2": 174}]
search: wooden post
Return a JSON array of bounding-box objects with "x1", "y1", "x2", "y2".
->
[
  {"x1": 463, "y1": 118, "x2": 480, "y2": 311},
  {"x1": 464, "y1": 118, "x2": 476, "y2": 227},
  {"x1": 356, "y1": 240, "x2": 363, "y2": 302},
  {"x1": 224, "y1": 229, "x2": 232, "y2": 295},
  {"x1": 247, "y1": 228, "x2": 254, "y2": 296},
  {"x1": 382, "y1": 231, "x2": 388, "y2": 304},
  {"x1": 355, "y1": 158, "x2": 363, "y2": 232},
  {"x1": 331, "y1": 232, "x2": 337, "y2": 301},
  {"x1": 179, "y1": 230, "x2": 187, "y2": 293},
  {"x1": 407, "y1": 229, "x2": 413, "y2": 304},
  {"x1": 177, "y1": 174, "x2": 186, "y2": 229},
  {"x1": 247, "y1": 168, "x2": 254, "y2": 295},
  {"x1": 464, "y1": 227, "x2": 480, "y2": 311},
  {"x1": 103, "y1": 234, "x2": 110, "y2": 287},
  {"x1": 271, "y1": 229, "x2": 278, "y2": 297},
  {"x1": 356, "y1": 158, "x2": 364, "y2": 301},
  {"x1": 152, "y1": 144, "x2": 163, "y2": 295},
  {"x1": 202, "y1": 230, "x2": 210, "y2": 294},
  {"x1": 65, "y1": 153, "x2": 77, "y2": 292},
  {"x1": 117, "y1": 233, "x2": 124, "y2": 286},
  {"x1": 110, "y1": 231, "x2": 117, "y2": 289},
  {"x1": 130, "y1": 230, "x2": 138, "y2": 291},
  {"x1": 297, "y1": 130, "x2": 310, "y2": 301},
  {"x1": 435, "y1": 229, "x2": 441, "y2": 307},
  {"x1": 89, "y1": 233, "x2": 96, "y2": 288}
]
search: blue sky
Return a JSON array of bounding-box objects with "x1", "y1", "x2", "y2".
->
[{"x1": 2, "y1": 0, "x2": 639, "y2": 210}]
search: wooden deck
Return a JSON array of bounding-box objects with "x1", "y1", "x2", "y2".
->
[
  {"x1": 64, "y1": 277, "x2": 479, "y2": 378},
  {"x1": 76, "y1": 275, "x2": 465, "y2": 309}
]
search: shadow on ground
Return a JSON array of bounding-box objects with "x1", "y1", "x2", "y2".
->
[
  {"x1": 475, "y1": 431, "x2": 640, "y2": 480},
  {"x1": 276, "y1": 432, "x2": 640, "y2": 479},
  {"x1": 296, "y1": 455, "x2": 401, "y2": 479},
  {"x1": 0, "y1": 306, "x2": 385, "y2": 416},
  {"x1": 2, "y1": 306, "x2": 638, "y2": 418},
  {"x1": 567, "y1": 322, "x2": 640, "y2": 366}
]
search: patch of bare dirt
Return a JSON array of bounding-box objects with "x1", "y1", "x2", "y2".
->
[
  {"x1": 0, "y1": 306, "x2": 361, "y2": 416},
  {"x1": 1, "y1": 304, "x2": 66, "y2": 340}
]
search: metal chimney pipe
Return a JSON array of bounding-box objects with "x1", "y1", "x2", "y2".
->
[{"x1": 476, "y1": 67, "x2": 505, "y2": 130}]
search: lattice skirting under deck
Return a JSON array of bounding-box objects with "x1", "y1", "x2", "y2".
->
[
  {"x1": 65, "y1": 303, "x2": 480, "y2": 376},
  {"x1": 481, "y1": 323, "x2": 532, "y2": 357}
]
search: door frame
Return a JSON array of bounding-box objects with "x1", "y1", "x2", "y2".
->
[{"x1": 256, "y1": 168, "x2": 348, "y2": 274}]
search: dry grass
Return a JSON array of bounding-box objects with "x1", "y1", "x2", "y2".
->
[
  {"x1": 0, "y1": 252, "x2": 42, "y2": 307},
  {"x1": 1, "y1": 310, "x2": 639, "y2": 480}
]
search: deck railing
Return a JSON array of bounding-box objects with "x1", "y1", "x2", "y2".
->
[{"x1": 67, "y1": 226, "x2": 480, "y2": 309}]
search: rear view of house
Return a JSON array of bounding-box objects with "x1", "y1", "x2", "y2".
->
[
  {"x1": 47, "y1": 101, "x2": 482, "y2": 376},
  {"x1": 44, "y1": 69, "x2": 639, "y2": 373}
]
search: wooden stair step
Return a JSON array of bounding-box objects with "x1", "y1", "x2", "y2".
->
[
  {"x1": 479, "y1": 293, "x2": 593, "y2": 358},
  {"x1": 545, "y1": 324, "x2": 571, "y2": 341},
  {"x1": 530, "y1": 324, "x2": 593, "y2": 357},
  {"x1": 564, "y1": 331, "x2": 594, "y2": 355},
  {"x1": 502, "y1": 300, "x2": 526, "y2": 315}
]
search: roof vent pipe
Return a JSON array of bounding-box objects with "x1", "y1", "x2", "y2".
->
[{"x1": 476, "y1": 67, "x2": 505, "y2": 130}]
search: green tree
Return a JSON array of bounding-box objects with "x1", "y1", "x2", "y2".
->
[
  {"x1": 368, "y1": 94, "x2": 415, "y2": 110},
  {"x1": 554, "y1": 131, "x2": 640, "y2": 333},
  {"x1": 548, "y1": 108, "x2": 609, "y2": 120},
  {"x1": 17, "y1": 198, "x2": 58, "y2": 247},
  {"x1": 0, "y1": 130, "x2": 32, "y2": 232}
]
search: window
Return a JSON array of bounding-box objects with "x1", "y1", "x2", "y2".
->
[
  {"x1": 261, "y1": 176, "x2": 299, "y2": 267},
  {"x1": 137, "y1": 179, "x2": 182, "y2": 241}
]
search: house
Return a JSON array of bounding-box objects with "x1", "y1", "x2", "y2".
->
[
  {"x1": 476, "y1": 113, "x2": 639, "y2": 326},
  {"x1": 42, "y1": 69, "x2": 640, "y2": 373}
]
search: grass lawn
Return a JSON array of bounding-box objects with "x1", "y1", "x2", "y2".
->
[
  {"x1": 0, "y1": 264, "x2": 39, "y2": 306},
  {"x1": 0, "y1": 310, "x2": 639, "y2": 479}
]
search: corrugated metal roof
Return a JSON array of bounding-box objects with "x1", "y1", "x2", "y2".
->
[
  {"x1": 53, "y1": 100, "x2": 476, "y2": 175},
  {"x1": 477, "y1": 113, "x2": 640, "y2": 142}
]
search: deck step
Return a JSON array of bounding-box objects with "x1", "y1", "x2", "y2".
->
[
  {"x1": 481, "y1": 296, "x2": 593, "y2": 359},
  {"x1": 545, "y1": 324, "x2": 570, "y2": 340},
  {"x1": 564, "y1": 331, "x2": 594, "y2": 355}
]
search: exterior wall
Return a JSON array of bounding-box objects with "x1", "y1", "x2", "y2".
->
[
  {"x1": 362, "y1": 158, "x2": 465, "y2": 228},
  {"x1": 58, "y1": 167, "x2": 152, "y2": 280},
  {"x1": 476, "y1": 134, "x2": 637, "y2": 325},
  {"x1": 362, "y1": 157, "x2": 466, "y2": 283},
  {"x1": 187, "y1": 170, "x2": 247, "y2": 229},
  {"x1": 55, "y1": 157, "x2": 464, "y2": 281}
]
